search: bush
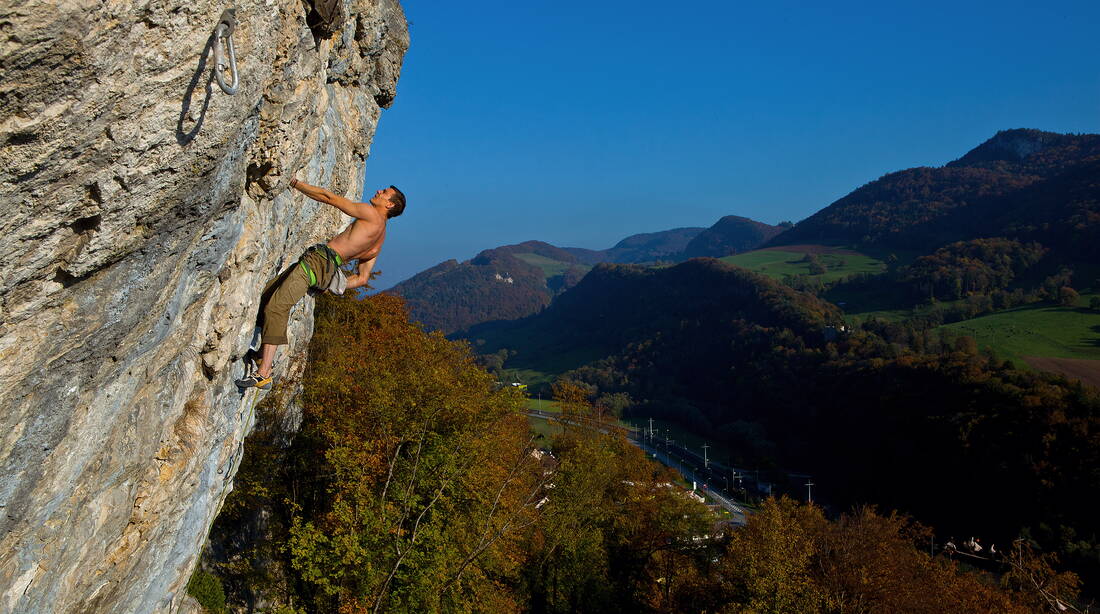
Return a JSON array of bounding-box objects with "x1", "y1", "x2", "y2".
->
[
  {"x1": 1059, "y1": 286, "x2": 1080, "y2": 307},
  {"x1": 186, "y1": 567, "x2": 227, "y2": 614}
]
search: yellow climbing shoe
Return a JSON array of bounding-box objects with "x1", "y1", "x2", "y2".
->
[{"x1": 236, "y1": 374, "x2": 273, "y2": 390}]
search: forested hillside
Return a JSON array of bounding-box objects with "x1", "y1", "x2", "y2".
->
[
  {"x1": 196, "y1": 294, "x2": 1073, "y2": 613},
  {"x1": 465, "y1": 258, "x2": 841, "y2": 363},
  {"x1": 386, "y1": 128, "x2": 1100, "y2": 600},
  {"x1": 388, "y1": 240, "x2": 588, "y2": 333},
  {"x1": 460, "y1": 257, "x2": 1100, "y2": 593},
  {"x1": 773, "y1": 129, "x2": 1100, "y2": 254}
]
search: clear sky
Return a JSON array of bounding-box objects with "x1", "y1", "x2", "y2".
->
[{"x1": 363, "y1": 0, "x2": 1100, "y2": 289}]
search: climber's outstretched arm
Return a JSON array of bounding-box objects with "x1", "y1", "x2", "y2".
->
[
  {"x1": 346, "y1": 257, "x2": 377, "y2": 290},
  {"x1": 290, "y1": 179, "x2": 372, "y2": 219}
]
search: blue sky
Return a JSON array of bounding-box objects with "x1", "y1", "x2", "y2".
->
[{"x1": 363, "y1": 1, "x2": 1100, "y2": 289}]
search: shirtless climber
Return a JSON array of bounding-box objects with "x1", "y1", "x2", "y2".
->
[{"x1": 234, "y1": 178, "x2": 406, "y2": 390}]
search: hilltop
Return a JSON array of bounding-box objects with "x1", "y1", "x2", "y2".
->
[
  {"x1": 680, "y1": 215, "x2": 787, "y2": 258},
  {"x1": 387, "y1": 240, "x2": 589, "y2": 334},
  {"x1": 772, "y1": 128, "x2": 1100, "y2": 255},
  {"x1": 566, "y1": 226, "x2": 705, "y2": 264}
]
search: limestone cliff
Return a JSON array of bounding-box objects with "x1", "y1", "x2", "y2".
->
[{"x1": 0, "y1": 1, "x2": 407, "y2": 612}]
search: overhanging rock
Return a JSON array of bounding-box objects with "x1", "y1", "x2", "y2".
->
[{"x1": 0, "y1": 1, "x2": 407, "y2": 612}]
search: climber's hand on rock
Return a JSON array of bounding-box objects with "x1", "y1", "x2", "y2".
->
[{"x1": 246, "y1": 161, "x2": 286, "y2": 198}]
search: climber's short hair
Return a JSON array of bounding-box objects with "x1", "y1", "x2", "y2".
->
[{"x1": 387, "y1": 185, "x2": 406, "y2": 218}]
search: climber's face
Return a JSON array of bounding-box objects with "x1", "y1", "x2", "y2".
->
[{"x1": 370, "y1": 187, "x2": 397, "y2": 208}]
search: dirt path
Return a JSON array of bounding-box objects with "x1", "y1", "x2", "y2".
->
[{"x1": 1022, "y1": 356, "x2": 1100, "y2": 390}]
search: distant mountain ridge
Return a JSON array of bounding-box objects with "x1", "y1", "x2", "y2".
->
[
  {"x1": 565, "y1": 226, "x2": 706, "y2": 264},
  {"x1": 946, "y1": 128, "x2": 1094, "y2": 170},
  {"x1": 394, "y1": 128, "x2": 1100, "y2": 335},
  {"x1": 389, "y1": 220, "x2": 781, "y2": 333},
  {"x1": 772, "y1": 128, "x2": 1100, "y2": 254},
  {"x1": 461, "y1": 258, "x2": 841, "y2": 358}
]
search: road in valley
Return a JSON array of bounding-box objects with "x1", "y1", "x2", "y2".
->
[{"x1": 525, "y1": 409, "x2": 749, "y2": 525}]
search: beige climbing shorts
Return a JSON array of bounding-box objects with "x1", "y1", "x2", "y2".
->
[{"x1": 258, "y1": 249, "x2": 334, "y2": 346}]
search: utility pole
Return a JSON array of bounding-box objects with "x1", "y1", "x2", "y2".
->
[
  {"x1": 537, "y1": 392, "x2": 541, "y2": 411},
  {"x1": 805, "y1": 480, "x2": 815, "y2": 504},
  {"x1": 648, "y1": 417, "x2": 655, "y2": 439},
  {"x1": 702, "y1": 444, "x2": 710, "y2": 469}
]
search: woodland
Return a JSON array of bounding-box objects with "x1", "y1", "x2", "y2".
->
[
  {"x1": 194, "y1": 295, "x2": 1083, "y2": 613},
  {"x1": 455, "y1": 130, "x2": 1100, "y2": 601}
]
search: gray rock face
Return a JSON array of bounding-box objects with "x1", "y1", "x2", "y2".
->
[{"x1": 0, "y1": 1, "x2": 407, "y2": 612}]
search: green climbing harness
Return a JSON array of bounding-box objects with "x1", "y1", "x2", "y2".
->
[{"x1": 298, "y1": 244, "x2": 348, "y2": 295}]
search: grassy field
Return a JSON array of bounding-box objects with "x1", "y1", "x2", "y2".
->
[
  {"x1": 495, "y1": 343, "x2": 609, "y2": 392},
  {"x1": 837, "y1": 296, "x2": 972, "y2": 326},
  {"x1": 523, "y1": 398, "x2": 561, "y2": 413},
  {"x1": 939, "y1": 293, "x2": 1100, "y2": 366},
  {"x1": 720, "y1": 245, "x2": 888, "y2": 284},
  {"x1": 513, "y1": 252, "x2": 590, "y2": 278},
  {"x1": 500, "y1": 367, "x2": 556, "y2": 390},
  {"x1": 527, "y1": 415, "x2": 563, "y2": 442}
]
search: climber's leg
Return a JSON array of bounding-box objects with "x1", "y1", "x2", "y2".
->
[
  {"x1": 256, "y1": 343, "x2": 277, "y2": 378},
  {"x1": 237, "y1": 342, "x2": 276, "y2": 389},
  {"x1": 259, "y1": 262, "x2": 312, "y2": 346},
  {"x1": 237, "y1": 263, "x2": 309, "y2": 390}
]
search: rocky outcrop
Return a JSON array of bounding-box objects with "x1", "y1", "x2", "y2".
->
[{"x1": 0, "y1": 1, "x2": 407, "y2": 612}]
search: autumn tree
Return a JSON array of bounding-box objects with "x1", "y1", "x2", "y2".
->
[
  {"x1": 1001, "y1": 540, "x2": 1083, "y2": 613},
  {"x1": 286, "y1": 295, "x2": 548, "y2": 613},
  {"x1": 520, "y1": 383, "x2": 714, "y2": 613},
  {"x1": 714, "y1": 497, "x2": 829, "y2": 613},
  {"x1": 707, "y1": 498, "x2": 1038, "y2": 613}
]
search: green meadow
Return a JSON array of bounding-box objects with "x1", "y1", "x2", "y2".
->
[
  {"x1": 939, "y1": 293, "x2": 1100, "y2": 365},
  {"x1": 720, "y1": 246, "x2": 888, "y2": 283},
  {"x1": 523, "y1": 397, "x2": 561, "y2": 413},
  {"x1": 513, "y1": 252, "x2": 590, "y2": 277},
  {"x1": 527, "y1": 415, "x2": 563, "y2": 441}
]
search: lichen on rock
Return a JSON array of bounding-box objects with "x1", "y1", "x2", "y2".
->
[{"x1": 0, "y1": 1, "x2": 407, "y2": 612}]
